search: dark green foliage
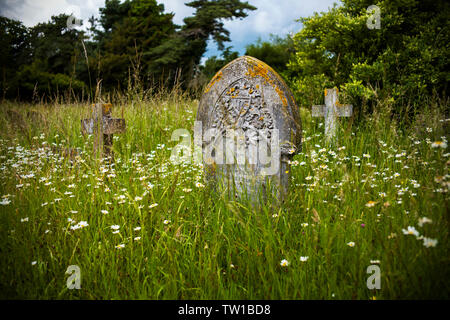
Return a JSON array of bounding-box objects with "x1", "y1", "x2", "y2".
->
[
  {"x1": 0, "y1": 0, "x2": 256, "y2": 99},
  {"x1": 288, "y1": 0, "x2": 450, "y2": 114},
  {"x1": 93, "y1": 0, "x2": 176, "y2": 90},
  {"x1": 148, "y1": 0, "x2": 256, "y2": 88},
  {"x1": 1, "y1": 15, "x2": 87, "y2": 100},
  {"x1": 200, "y1": 47, "x2": 239, "y2": 80},
  {"x1": 245, "y1": 35, "x2": 295, "y2": 80},
  {"x1": 1, "y1": 17, "x2": 32, "y2": 99}
]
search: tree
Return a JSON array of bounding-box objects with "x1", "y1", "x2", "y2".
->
[
  {"x1": 288, "y1": 0, "x2": 450, "y2": 114},
  {"x1": 200, "y1": 46, "x2": 239, "y2": 80},
  {"x1": 1, "y1": 14, "x2": 86, "y2": 100},
  {"x1": 0, "y1": 17, "x2": 32, "y2": 98},
  {"x1": 92, "y1": 0, "x2": 176, "y2": 91},
  {"x1": 149, "y1": 0, "x2": 256, "y2": 88},
  {"x1": 245, "y1": 35, "x2": 295, "y2": 79}
]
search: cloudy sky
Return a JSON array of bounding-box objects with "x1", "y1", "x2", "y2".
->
[{"x1": 0, "y1": 0, "x2": 340, "y2": 59}]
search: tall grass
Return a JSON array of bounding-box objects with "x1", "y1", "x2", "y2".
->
[{"x1": 0, "y1": 93, "x2": 448, "y2": 299}]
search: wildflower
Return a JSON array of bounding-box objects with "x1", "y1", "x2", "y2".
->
[
  {"x1": 434, "y1": 176, "x2": 444, "y2": 183},
  {"x1": 163, "y1": 219, "x2": 170, "y2": 225},
  {"x1": 426, "y1": 127, "x2": 432, "y2": 133},
  {"x1": 272, "y1": 213, "x2": 279, "y2": 218},
  {"x1": 78, "y1": 221, "x2": 89, "y2": 228},
  {"x1": 361, "y1": 223, "x2": 366, "y2": 228},
  {"x1": 21, "y1": 217, "x2": 29, "y2": 222},
  {"x1": 301, "y1": 223, "x2": 309, "y2": 227},
  {"x1": 363, "y1": 154, "x2": 370, "y2": 158},
  {"x1": 370, "y1": 260, "x2": 381, "y2": 264},
  {"x1": 115, "y1": 244, "x2": 125, "y2": 249},
  {"x1": 423, "y1": 237, "x2": 438, "y2": 248},
  {"x1": 347, "y1": 241, "x2": 355, "y2": 247},
  {"x1": 365, "y1": 201, "x2": 377, "y2": 208},
  {"x1": 378, "y1": 192, "x2": 386, "y2": 198},
  {"x1": 431, "y1": 141, "x2": 447, "y2": 149},
  {"x1": 195, "y1": 182, "x2": 205, "y2": 188},
  {"x1": 300, "y1": 256, "x2": 309, "y2": 262},
  {"x1": 101, "y1": 210, "x2": 109, "y2": 215},
  {"x1": 402, "y1": 226, "x2": 419, "y2": 237},
  {"x1": 134, "y1": 237, "x2": 141, "y2": 241},
  {"x1": 305, "y1": 176, "x2": 313, "y2": 181},
  {"x1": 149, "y1": 203, "x2": 158, "y2": 209},
  {"x1": 134, "y1": 196, "x2": 143, "y2": 201},
  {"x1": 0, "y1": 198, "x2": 11, "y2": 205},
  {"x1": 31, "y1": 261, "x2": 37, "y2": 266},
  {"x1": 111, "y1": 225, "x2": 120, "y2": 230},
  {"x1": 418, "y1": 217, "x2": 432, "y2": 227},
  {"x1": 183, "y1": 188, "x2": 192, "y2": 193},
  {"x1": 134, "y1": 226, "x2": 141, "y2": 231},
  {"x1": 280, "y1": 259, "x2": 289, "y2": 267}
]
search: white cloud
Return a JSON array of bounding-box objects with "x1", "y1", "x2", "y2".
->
[{"x1": 0, "y1": 0, "x2": 104, "y2": 27}]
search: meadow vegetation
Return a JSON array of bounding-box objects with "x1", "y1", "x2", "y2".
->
[{"x1": 0, "y1": 91, "x2": 448, "y2": 299}]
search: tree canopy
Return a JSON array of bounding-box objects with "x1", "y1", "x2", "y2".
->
[
  {"x1": 0, "y1": 0, "x2": 256, "y2": 100},
  {"x1": 288, "y1": 0, "x2": 450, "y2": 113}
]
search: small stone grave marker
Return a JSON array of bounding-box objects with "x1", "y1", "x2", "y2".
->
[
  {"x1": 312, "y1": 88, "x2": 353, "y2": 141},
  {"x1": 81, "y1": 103, "x2": 126, "y2": 159},
  {"x1": 196, "y1": 56, "x2": 302, "y2": 201}
]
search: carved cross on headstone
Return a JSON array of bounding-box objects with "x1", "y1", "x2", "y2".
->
[
  {"x1": 81, "y1": 103, "x2": 126, "y2": 159},
  {"x1": 312, "y1": 88, "x2": 352, "y2": 141}
]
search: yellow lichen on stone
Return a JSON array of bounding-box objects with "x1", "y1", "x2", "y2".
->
[
  {"x1": 204, "y1": 71, "x2": 223, "y2": 93},
  {"x1": 103, "y1": 103, "x2": 112, "y2": 114},
  {"x1": 244, "y1": 56, "x2": 289, "y2": 107}
]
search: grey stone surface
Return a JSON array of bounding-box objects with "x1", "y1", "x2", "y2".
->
[
  {"x1": 196, "y1": 55, "x2": 302, "y2": 201},
  {"x1": 81, "y1": 103, "x2": 126, "y2": 158},
  {"x1": 312, "y1": 88, "x2": 353, "y2": 141}
]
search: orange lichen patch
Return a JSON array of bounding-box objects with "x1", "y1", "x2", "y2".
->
[
  {"x1": 91, "y1": 103, "x2": 112, "y2": 115},
  {"x1": 275, "y1": 86, "x2": 288, "y2": 107},
  {"x1": 204, "y1": 71, "x2": 223, "y2": 93},
  {"x1": 102, "y1": 103, "x2": 112, "y2": 114},
  {"x1": 244, "y1": 56, "x2": 289, "y2": 107}
]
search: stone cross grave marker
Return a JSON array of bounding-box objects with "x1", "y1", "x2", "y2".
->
[
  {"x1": 312, "y1": 88, "x2": 353, "y2": 141},
  {"x1": 81, "y1": 103, "x2": 126, "y2": 159},
  {"x1": 196, "y1": 55, "x2": 302, "y2": 201}
]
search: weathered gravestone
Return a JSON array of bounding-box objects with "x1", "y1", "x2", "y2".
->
[
  {"x1": 312, "y1": 88, "x2": 353, "y2": 141},
  {"x1": 196, "y1": 56, "x2": 302, "y2": 201},
  {"x1": 81, "y1": 103, "x2": 126, "y2": 159}
]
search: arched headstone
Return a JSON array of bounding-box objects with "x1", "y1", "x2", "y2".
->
[{"x1": 196, "y1": 56, "x2": 302, "y2": 200}]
